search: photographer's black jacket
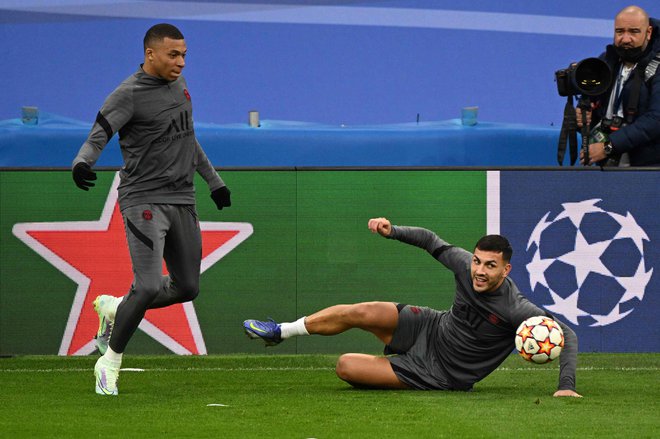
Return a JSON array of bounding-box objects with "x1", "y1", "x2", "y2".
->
[{"x1": 591, "y1": 17, "x2": 660, "y2": 166}]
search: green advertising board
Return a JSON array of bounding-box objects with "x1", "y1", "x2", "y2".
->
[{"x1": 0, "y1": 170, "x2": 486, "y2": 355}]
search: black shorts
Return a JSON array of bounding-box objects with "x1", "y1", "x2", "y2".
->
[{"x1": 386, "y1": 304, "x2": 452, "y2": 390}]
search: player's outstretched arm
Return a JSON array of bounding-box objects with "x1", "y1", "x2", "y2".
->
[
  {"x1": 554, "y1": 319, "x2": 581, "y2": 397},
  {"x1": 553, "y1": 389, "x2": 582, "y2": 398},
  {"x1": 368, "y1": 217, "x2": 392, "y2": 237}
]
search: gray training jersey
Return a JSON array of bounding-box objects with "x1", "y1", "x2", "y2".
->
[
  {"x1": 389, "y1": 226, "x2": 578, "y2": 391},
  {"x1": 73, "y1": 66, "x2": 224, "y2": 210}
]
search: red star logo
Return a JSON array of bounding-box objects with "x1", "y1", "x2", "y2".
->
[
  {"x1": 519, "y1": 350, "x2": 533, "y2": 362},
  {"x1": 537, "y1": 338, "x2": 555, "y2": 356},
  {"x1": 540, "y1": 317, "x2": 558, "y2": 331},
  {"x1": 12, "y1": 173, "x2": 253, "y2": 355},
  {"x1": 517, "y1": 323, "x2": 533, "y2": 342}
]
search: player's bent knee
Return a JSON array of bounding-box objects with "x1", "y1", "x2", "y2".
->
[
  {"x1": 178, "y1": 286, "x2": 199, "y2": 302},
  {"x1": 335, "y1": 353, "x2": 373, "y2": 384},
  {"x1": 135, "y1": 281, "x2": 162, "y2": 303},
  {"x1": 335, "y1": 354, "x2": 406, "y2": 389},
  {"x1": 173, "y1": 279, "x2": 199, "y2": 302},
  {"x1": 335, "y1": 354, "x2": 356, "y2": 383}
]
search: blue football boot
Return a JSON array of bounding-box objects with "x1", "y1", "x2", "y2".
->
[{"x1": 243, "y1": 319, "x2": 283, "y2": 346}]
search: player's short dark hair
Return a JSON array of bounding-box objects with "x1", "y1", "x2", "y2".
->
[
  {"x1": 475, "y1": 235, "x2": 513, "y2": 262},
  {"x1": 144, "y1": 23, "x2": 184, "y2": 51}
]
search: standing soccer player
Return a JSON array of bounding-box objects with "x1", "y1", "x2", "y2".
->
[
  {"x1": 72, "y1": 23, "x2": 232, "y2": 396},
  {"x1": 245, "y1": 217, "x2": 582, "y2": 397}
]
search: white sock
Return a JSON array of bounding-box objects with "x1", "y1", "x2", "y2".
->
[
  {"x1": 279, "y1": 317, "x2": 309, "y2": 339},
  {"x1": 103, "y1": 347, "x2": 123, "y2": 368}
]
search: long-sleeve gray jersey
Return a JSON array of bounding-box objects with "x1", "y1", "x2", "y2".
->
[
  {"x1": 389, "y1": 226, "x2": 578, "y2": 391},
  {"x1": 73, "y1": 66, "x2": 224, "y2": 210}
]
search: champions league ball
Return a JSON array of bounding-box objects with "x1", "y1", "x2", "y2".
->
[
  {"x1": 515, "y1": 316, "x2": 564, "y2": 364},
  {"x1": 525, "y1": 199, "x2": 653, "y2": 327}
]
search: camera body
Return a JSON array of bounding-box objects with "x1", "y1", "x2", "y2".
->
[
  {"x1": 555, "y1": 67, "x2": 576, "y2": 97},
  {"x1": 601, "y1": 116, "x2": 624, "y2": 131},
  {"x1": 555, "y1": 58, "x2": 612, "y2": 97},
  {"x1": 589, "y1": 116, "x2": 624, "y2": 143}
]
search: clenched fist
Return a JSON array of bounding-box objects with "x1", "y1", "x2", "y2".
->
[{"x1": 368, "y1": 217, "x2": 392, "y2": 237}]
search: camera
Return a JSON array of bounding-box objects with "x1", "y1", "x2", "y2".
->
[
  {"x1": 601, "y1": 116, "x2": 624, "y2": 131},
  {"x1": 589, "y1": 117, "x2": 624, "y2": 143},
  {"x1": 588, "y1": 117, "x2": 624, "y2": 167},
  {"x1": 555, "y1": 57, "x2": 612, "y2": 96}
]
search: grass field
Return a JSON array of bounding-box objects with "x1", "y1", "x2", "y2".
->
[{"x1": 1, "y1": 353, "x2": 658, "y2": 438}]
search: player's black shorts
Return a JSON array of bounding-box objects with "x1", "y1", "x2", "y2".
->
[{"x1": 385, "y1": 303, "x2": 453, "y2": 390}]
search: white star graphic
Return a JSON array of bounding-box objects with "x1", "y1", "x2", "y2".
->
[
  {"x1": 589, "y1": 307, "x2": 634, "y2": 327},
  {"x1": 526, "y1": 250, "x2": 554, "y2": 290},
  {"x1": 609, "y1": 211, "x2": 650, "y2": 253},
  {"x1": 554, "y1": 199, "x2": 604, "y2": 228},
  {"x1": 617, "y1": 260, "x2": 654, "y2": 303},
  {"x1": 526, "y1": 199, "x2": 654, "y2": 328},
  {"x1": 545, "y1": 289, "x2": 590, "y2": 325},
  {"x1": 526, "y1": 212, "x2": 552, "y2": 251},
  {"x1": 558, "y1": 230, "x2": 611, "y2": 287}
]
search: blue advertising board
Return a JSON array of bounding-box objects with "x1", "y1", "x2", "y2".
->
[{"x1": 499, "y1": 170, "x2": 660, "y2": 352}]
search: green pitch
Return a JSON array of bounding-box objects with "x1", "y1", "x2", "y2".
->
[{"x1": 1, "y1": 354, "x2": 658, "y2": 438}]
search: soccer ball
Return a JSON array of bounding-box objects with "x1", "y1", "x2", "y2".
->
[{"x1": 515, "y1": 316, "x2": 564, "y2": 364}]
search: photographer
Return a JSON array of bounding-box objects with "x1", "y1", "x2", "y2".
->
[{"x1": 578, "y1": 6, "x2": 660, "y2": 167}]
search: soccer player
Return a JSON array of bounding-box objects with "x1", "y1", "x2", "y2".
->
[
  {"x1": 72, "y1": 23, "x2": 232, "y2": 396},
  {"x1": 244, "y1": 217, "x2": 582, "y2": 397}
]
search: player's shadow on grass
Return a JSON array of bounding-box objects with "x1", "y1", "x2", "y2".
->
[{"x1": 337, "y1": 384, "x2": 528, "y2": 397}]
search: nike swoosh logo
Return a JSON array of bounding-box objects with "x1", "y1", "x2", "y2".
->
[
  {"x1": 249, "y1": 322, "x2": 268, "y2": 333},
  {"x1": 97, "y1": 379, "x2": 115, "y2": 395},
  {"x1": 96, "y1": 370, "x2": 113, "y2": 395}
]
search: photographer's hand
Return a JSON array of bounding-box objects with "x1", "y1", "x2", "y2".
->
[
  {"x1": 580, "y1": 142, "x2": 607, "y2": 165},
  {"x1": 575, "y1": 106, "x2": 592, "y2": 128}
]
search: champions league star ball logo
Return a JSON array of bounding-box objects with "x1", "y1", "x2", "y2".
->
[{"x1": 525, "y1": 199, "x2": 653, "y2": 327}]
